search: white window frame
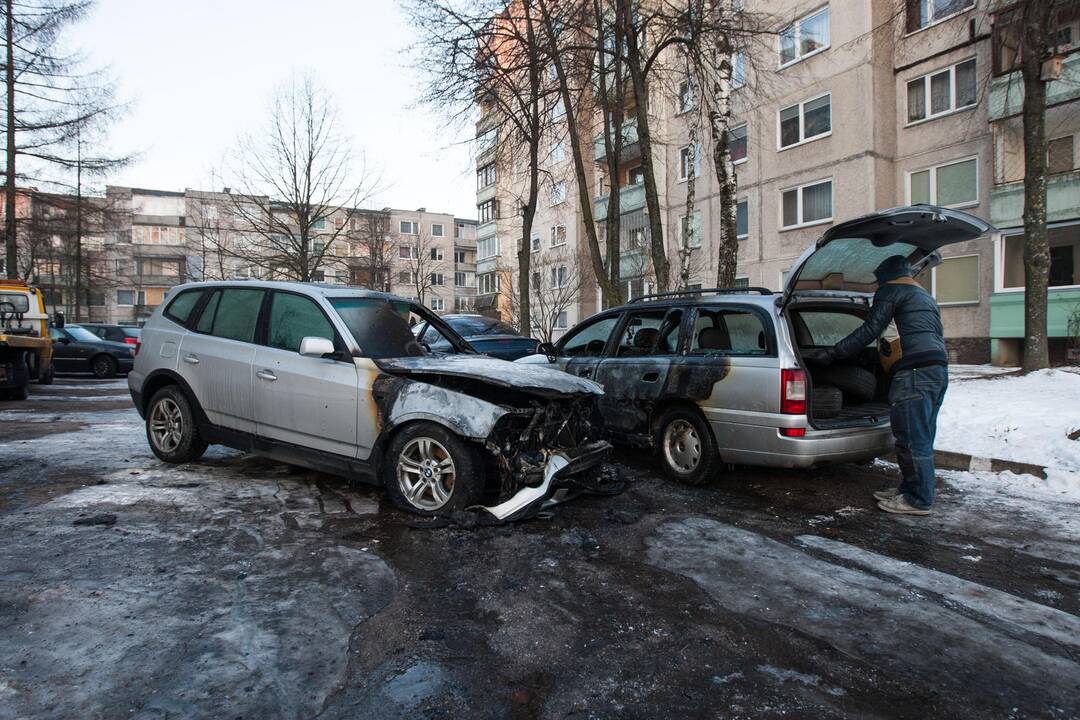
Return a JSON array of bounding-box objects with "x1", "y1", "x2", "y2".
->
[
  {"x1": 996, "y1": 220, "x2": 1080, "y2": 292},
  {"x1": 550, "y1": 180, "x2": 567, "y2": 206},
  {"x1": 430, "y1": 247, "x2": 444, "y2": 261},
  {"x1": 779, "y1": 178, "x2": 834, "y2": 230},
  {"x1": 732, "y1": 51, "x2": 746, "y2": 89},
  {"x1": 677, "y1": 76, "x2": 695, "y2": 114},
  {"x1": 906, "y1": 0, "x2": 975, "y2": 36},
  {"x1": 678, "y1": 143, "x2": 702, "y2": 181},
  {"x1": 116, "y1": 289, "x2": 135, "y2": 307},
  {"x1": 777, "y1": 92, "x2": 832, "y2": 150},
  {"x1": 552, "y1": 265, "x2": 568, "y2": 289},
  {"x1": 477, "y1": 128, "x2": 497, "y2": 153},
  {"x1": 430, "y1": 297, "x2": 445, "y2": 311},
  {"x1": 431, "y1": 223, "x2": 445, "y2": 237},
  {"x1": 477, "y1": 235, "x2": 499, "y2": 260},
  {"x1": 550, "y1": 224, "x2": 567, "y2": 247},
  {"x1": 778, "y1": 6, "x2": 830, "y2": 69},
  {"x1": 905, "y1": 155, "x2": 979, "y2": 210},
  {"x1": 924, "y1": 253, "x2": 980, "y2": 306},
  {"x1": 430, "y1": 272, "x2": 445, "y2": 287},
  {"x1": 736, "y1": 198, "x2": 749, "y2": 239},
  {"x1": 399, "y1": 220, "x2": 419, "y2": 235},
  {"x1": 730, "y1": 123, "x2": 748, "y2": 165},
  {"x1": 555, "y1": 310, "x2": 569, "y2": 330},
  {"x1": 679, "y1": 211, "x2": 702, "y2": 248},
  {"x1": 399, "y1": 245, "x2": 418, "y2": 260},
  {"x1": 905, "y1": 57, "x2": 977, "y2": 126}
]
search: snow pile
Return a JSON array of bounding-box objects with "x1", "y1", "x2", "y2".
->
[{"x1": 937, "y1": 367, "x2": 1080, "y2": 489}]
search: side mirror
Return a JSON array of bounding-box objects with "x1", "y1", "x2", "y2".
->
[
  {"x1": 537, "y1": 341, "x2": 558, "y2": 359},
  {"x1": 53, "y1": 311, "x2": 65, "y2": 329},
  {"x1": 299, "y1": 336, "x2": 335, "y2": 358}
]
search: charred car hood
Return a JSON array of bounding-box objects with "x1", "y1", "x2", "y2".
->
[{"x1": 376, "y1": 354, "x2": 603, "y2": 398}]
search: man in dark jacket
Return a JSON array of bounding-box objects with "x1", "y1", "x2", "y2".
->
[{"x1": 807, "y1": 254, "x2": 948, "y2": 516}]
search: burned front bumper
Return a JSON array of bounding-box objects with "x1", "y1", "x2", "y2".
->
[{"x1": 480, "y1": 440, "x2": 611, "y2": 522}]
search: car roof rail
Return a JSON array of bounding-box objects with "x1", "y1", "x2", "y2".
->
[{"x1": 627, "y1": 286, "x2": 775, "y2": 303}]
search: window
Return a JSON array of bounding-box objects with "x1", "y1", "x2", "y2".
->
[
  {"x1": 550, "y1": 224, "x2": 567, "y2": 246},
  {"x1": 454, "y1": 249, "x2": 466, "y2": 263},
  {"x1": 678, "y1": 77, "x2": 695, "y2": 113},
  {"x1": 400, "y1": 221, "x2": 419, "y2": 235},
  {"x1": 729, "y1": 124, "x2": 747, "y2": 163},
  {"x1": 477, "y1": 271, "x2": 500, "y2": 295},
  {"x1": 733, "y1": 277, "x2": 750, "y2": 288},
  {"x1": 136, "y1": 258, "x2": 181, "y2": 277},
  {"x1": 477, "y1": 128, "x2": 497, "y2": 153},
  {"x1": 690, "y1": 308, "x2": 768, "y2": 355},
  {"x1": 555, "y1": 311, "x2": 568, "y2": 330},
  {"x1": 531, "y1": 233, "x2": 541, "y2": 252},
  {"x1": 615, "y1": 309, "x2": 683, "y2": 357},
  {"x1": 454, "y1": 271, "x2": 467, "y2": 286},
  {"x1": 478, "y1": 199, "x2": 498, "y2": 223},
  {"x1": 398, "y1": 270, "x2": 413, "y2": 284},
  {"x1": 779, "y1": 7, "x2": 830, "y2": 66},
  {"x1": 926, "y1": 255, "x2": 979, "y2": 304},
  {"x1": 906, "y1": 58, "x2": 976, "y2": 123},
  {"x1": 117, "y1": 289, "x2": 136, "y2": 306},
  {"x1": 1001, "y1": 225, "x2": 1079, "y2": 290},
  {"x1": 552, "y1": 265, "x2": 568, "y2": 288},
  {"x1": 477, "y1": 235, "x2": 498, "y2": 260},
  {"x1": 164, "y1": 289, "x2": 204, "y2": 325},
  {"x1": 477, "y1": 163, "x2": 497, "y2": 189},
  {"x1": 430, "y1": 297, "x2": 445, "y2": 312},
  {"x1": 627, "y1": 165, "x2": 645, "y2": 186},
  {"x1": 550, "y1": 97, "x2": 566, "y2": 120},
  {"x1": 779, "y1": 94, "x2": 831, "y2": 148},
  {"x1": 679, "y1": 212, "x2": 702, "y2": 248},
  {"x1": 559, "y1": 315, "x2": 618, "y2": 357},
  {"x1": 781, "y1": 179, "x2": 833, "y2": 228},
  {"x1": 550, "y1": 139, "x2": 566, "y2": 163},
  {"x1": 430, "y1": 272, "x2": 445, "y2": 286},
  {"x1": 399, "y1": 245, "x2": 418, "y2": 260},
  {"x1": 267, "y1": 292, "x2": 335, "y2": 352},
  {"x1": 312, "y1": 217, "x2": 326, "y2": 230},
  {"x1": 430, "y1": 247, "x2": 444, "y2": 261},
  {"x1": 679, "y1": 144, "x2": 702, "y2": 180},
  {"x1": 732, "y1": 52, "x2": 746, "y2": 89},
  {"x1": 550, "y1": 180, "x2": 567, "y2": 206},
  {"x1": 1048, "y1": 135, "x2": 1076, "y2": 175},
  {"x1": 115, "y1": 258, "x2": 129, "y2": 274},
  {"x1": 907, "y1": 157, "x2": 977, "y2": 208},
  {"x1": 736, "y1": 199, "x2": 748, "y2": 238},
  {"x1": 132, "y1": 225, "x2": 182, "y2": 245},
  {"x1": 431, "y1": 223, "x2": 445, "y2": 237},
  {"x1": 796, "y1": 311, "x2": 865, "y2": 346},
  {"x1": 203, "y1": 288, "x2": 264, "y2": 343},
  {"x1": 906, "y1": 0, "x2": 973, "y2": 33}
]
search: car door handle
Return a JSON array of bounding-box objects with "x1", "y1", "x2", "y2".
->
[
  {"x1": 642, "y1": 371, "x2": 660, "y2": 382},
  {"x1": 256, "y1": 369, "x2": 277, "y2": 382},
  {"x1": 182, "y1": 354, "x2": 199, "y2": 365}
]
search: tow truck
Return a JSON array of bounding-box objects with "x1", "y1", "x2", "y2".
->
[{"x1": 0, "y1": 280, "x2": 58, "y2": 400}]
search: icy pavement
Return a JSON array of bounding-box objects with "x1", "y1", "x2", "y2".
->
[{"x1": 1, "y1": 378, "x2": 1078, "y2": 718}]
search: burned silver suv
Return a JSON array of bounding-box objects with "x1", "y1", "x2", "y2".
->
[{"x1": 128, "y1": 282, "x2": 610, "y2": 519}]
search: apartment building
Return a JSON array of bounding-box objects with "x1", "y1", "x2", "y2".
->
[
  {"x1": 8, "y1": 185, "x2": 478, "y2": 323},
  {"x1": 477, "y1": 0, "x2": 1080, "y2": 361}
]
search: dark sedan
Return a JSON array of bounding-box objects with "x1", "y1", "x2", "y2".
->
[
  {"x1": 50, "y1": 324, "x2": 136, "y2": 378},
  {"x1": 80, "y1": 323, "x2": 141, "y2": 346},
  {"x1": 414, "y1": 314, "x2": 540, "y2": 361}
]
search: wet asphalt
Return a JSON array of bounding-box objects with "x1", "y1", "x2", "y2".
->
[{"x1": 0, "y1": 378, "x2": 1077, "y2": 720}]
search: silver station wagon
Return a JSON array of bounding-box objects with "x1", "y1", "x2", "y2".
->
[
  {"x1": 519, "y1": 206, "x2": 991, "y2": 484},
  {"x1": 128, "y1": 282, "x2": 610, "y2": 519}
]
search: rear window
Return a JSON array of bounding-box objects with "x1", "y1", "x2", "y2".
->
[
  {"x1": 450, "y1": 316, "x2": 518, "y2": 336},
  {"x1": 0, "y1": 292, "x2": 30, "y2": 314},
  {"x1": 163, "y1": 290, "x2": 204, "y2": 326},
  {"x1": 793, "y1": 237, "x2": 918, "y2": 293},
  {"x1": 796, "y1": 311, "x2": 864, "y2": 346},
  {"x1": 194, "y1": 288, "x2": 264, "y2": 343}
]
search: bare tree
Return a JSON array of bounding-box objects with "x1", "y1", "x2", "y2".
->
[
  {"x1": 223, "y1": 74, "x2": 378, "y2": 283},
  {"x1": 503, "y1": 245, "x2": 587, "y2": 342},
  {"x1": 349, "y1": 209, "x2": 394, "y2": 291},
  {"x1": 396, "y1": 223, "x2": 448, "y2": 306}
]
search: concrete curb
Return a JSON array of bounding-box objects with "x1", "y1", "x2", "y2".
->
[{"x1": 933, "y1": 449, "x2": 1048, "y2": 480}]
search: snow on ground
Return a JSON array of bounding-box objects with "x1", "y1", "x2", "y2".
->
[{"x1": 937, "y1": 366, "x2": 1080, "y2": 491}]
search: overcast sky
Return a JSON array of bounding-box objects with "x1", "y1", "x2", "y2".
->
[{"x1": 66, "y1": 0, "x2": 478, "y2": 219}]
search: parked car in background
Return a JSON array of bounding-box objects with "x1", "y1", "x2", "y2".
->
[
  {"x1": 518, "y1": 205, "x2": 991, "y2": 485},
  {"x1": 81, "y1": 323, "x2": 141, "y2": 346},
  {"x1": 128, "y1": 281, "x2": 610, "y2": 518},
  {"x1": 413, "y1": 314, "x2": 539, "y2": 361},
  {"x1": 50, "y1": 324, "x2": 136, "y2": 378}
]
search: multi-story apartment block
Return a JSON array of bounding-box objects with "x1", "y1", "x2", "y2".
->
[
  {"x1": 7, "y1": 185, "x2": 478, "y2": 324},
  {"x1": 477, "y1": 0, "x2": 1080, "y2": 362}
]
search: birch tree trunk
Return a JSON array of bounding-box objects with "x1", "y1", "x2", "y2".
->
[{"x1": 708, "y1": 0, "x2": 739, "y2": 288}]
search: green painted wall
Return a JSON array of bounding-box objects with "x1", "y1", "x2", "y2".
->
[
  {"x1": 988, "y1": 54, "x2": 1080, "y2": 122},
  {"x1": 990, "y1": 172, "x2": 1080, "y2": 229},
  {"x1": 989, "y1": 289, "x2": 1080, "y2": 338}
]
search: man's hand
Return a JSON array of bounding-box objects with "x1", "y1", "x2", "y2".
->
[{"x1": 803, "y1": 347, "x2": 835, "y2": 366}]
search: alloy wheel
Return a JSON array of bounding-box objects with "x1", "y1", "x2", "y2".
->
[
  {"x1": 396, "y1": 437, "x2": 456, "y2": 511},
  {"x1": 149, "y1": 397, "x2": 184, "y2": 453}
]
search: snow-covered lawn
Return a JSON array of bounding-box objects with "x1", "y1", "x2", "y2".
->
[{"x1": 937, "y1": 366, "x2": 1080, "y2": 489}]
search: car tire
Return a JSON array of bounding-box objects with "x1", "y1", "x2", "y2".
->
[
  {"x1": 8, "y1": 385, "x2": 28, "y2": 401},
  {"x1": 814, "y1": 364, "x2": 877, "y2": 403},
  {"x1": 383, "y1": 422, "x2": 484, "y2": 515},
  {"x1": 655, "y1": 407, "x2": 720, "y2": 486},
  {"x1": 811, "y1": 384, "x2": 843, "y2": 419},
  {"x1": 38, "y1": 364, "x2": 54, "y2": 385},
  {"x1": 146, "y1": 386, "x2": 208, "y2": 463},
  {"x1": 91, "y1": 354, "x2": 117, "y2": 379}
]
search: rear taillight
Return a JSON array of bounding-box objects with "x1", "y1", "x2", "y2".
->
[
  {"x1": 780, "y1": 368, "x2": 806, "y2": 415},
  {"x1": 780, "y1": 427, "x2": 806, "y2": 438},
  {"x1": 133, "y1": 340, "x2": 141, "y2": 357},
  {"x1": 124, "y1": 337, "x2": 138, "y2": 345}
]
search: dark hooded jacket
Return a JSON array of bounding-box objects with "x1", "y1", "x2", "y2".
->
[{"x1": 832, "y1": 255, "x2": 948, "y2": 373}]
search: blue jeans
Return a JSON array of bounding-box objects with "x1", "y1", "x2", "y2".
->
[{"x1": 888, "y1": 365, "x2": 948, "y2": 509}]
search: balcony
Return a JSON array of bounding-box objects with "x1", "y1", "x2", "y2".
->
[
  {"x1": 989, "y1": 288, "x2": 1080, "y2": 339},
  {"x1": 593, "y1": 118, "x2": 640, "y2": 161},
  {"x1": 988, "y1": 53, "x2": 1080, "y2": 121},
  {"x1": 989, "y1": 170, "x2": 1080, "y2": 228},
  {"x1": 595, "y1": 183, "x2": 646, "y2": 218}
]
